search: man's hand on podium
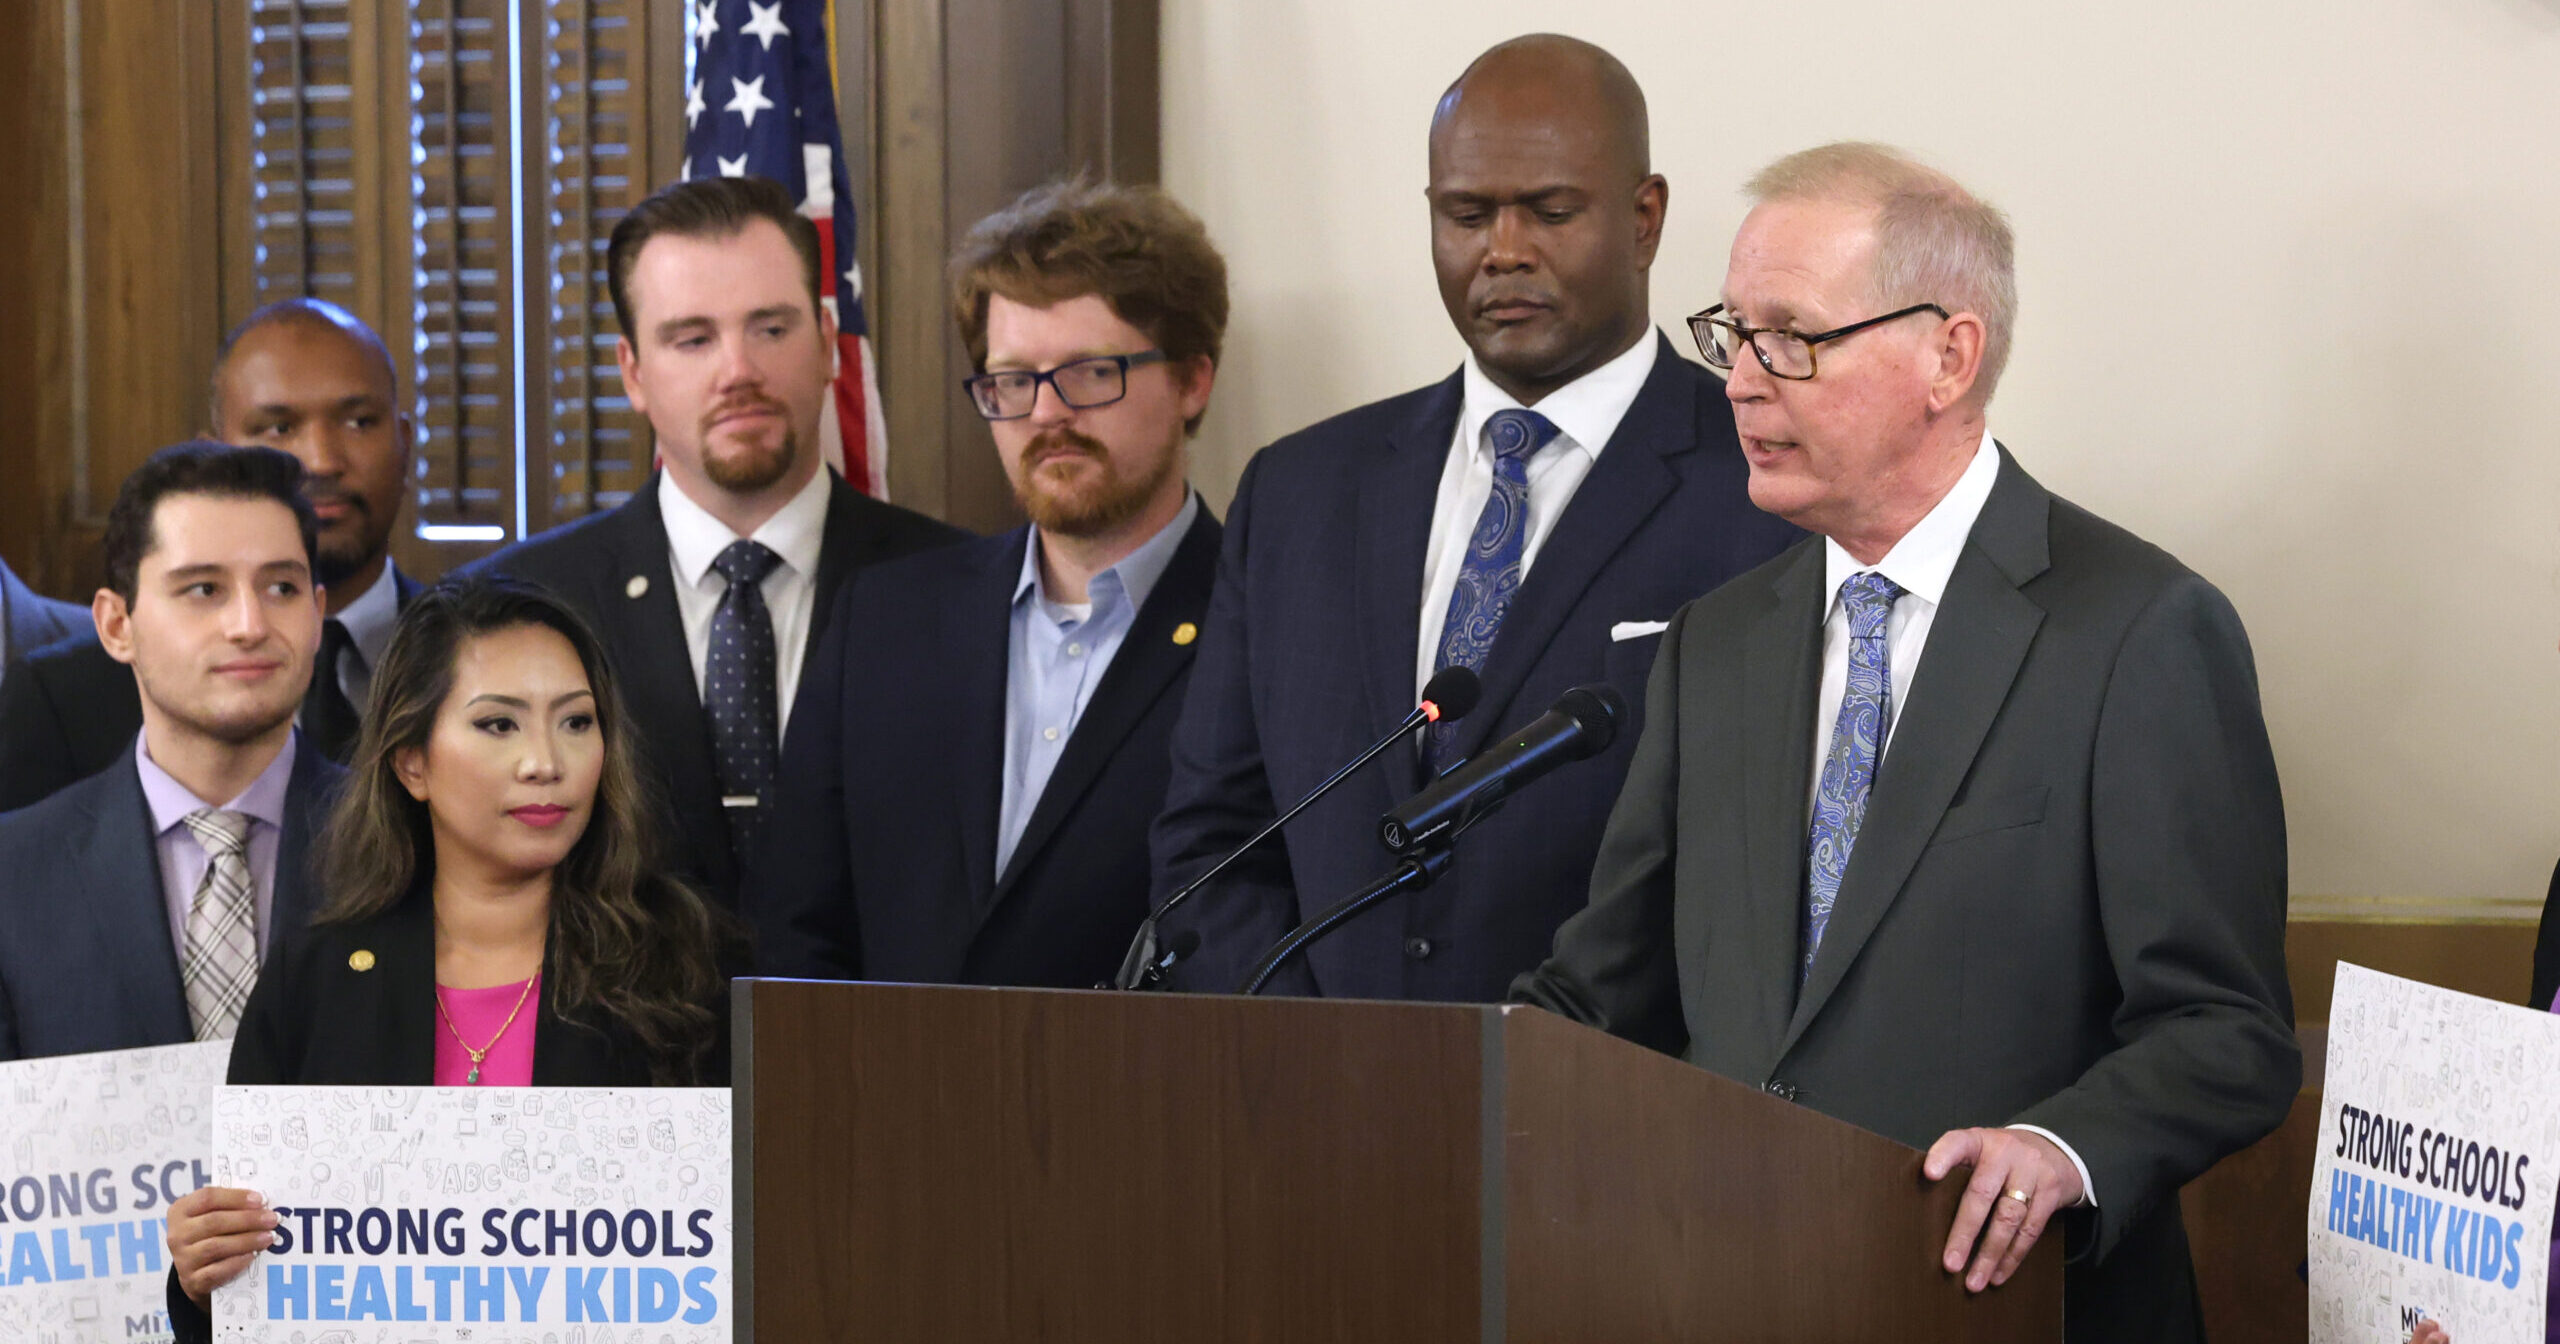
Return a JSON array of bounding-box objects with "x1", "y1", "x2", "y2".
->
[{"x1": 1922, "y1": 1127, "x2": 2085, "y2": 1293}]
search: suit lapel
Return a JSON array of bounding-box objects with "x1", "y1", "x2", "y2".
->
[
  {"x1": 1357, "y1": 373, "x2": 1463, "y2": 801},
  {"x1": 1458, "y1": 334, "x2": 1689, "y2": 754},
  {"x1": 608, "y1": 478, "x2": 733, "y2": 889},
  {"x1": 948, "y1": 535, "x2": 1019, "y2": 913},
  {"x1": 989, "y1": 510, "x2": 1220, "y2": 905},
  {"x1": 375, "y1": 892, "x2": 440, "y2": 1085},
  {"x1": 804, "y1": 471, "x2": 862, "y2": 684},
  {"x1": 269, "y1": 744, "x2": 341, "y2": 945},
  {"x1": 1737, "y1": 543, "x2": 1827, "y2": 1048},
  {"x1": 1781, "y1": 452, "x2": 2052, "y2": 1053},
  {"x1": 80, "y1": 757, "x2": 192, "y2": 1041}
]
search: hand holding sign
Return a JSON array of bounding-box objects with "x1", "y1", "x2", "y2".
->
[{"x1": 167, "y1": 1186, "x2": 275, "y2": 1307}]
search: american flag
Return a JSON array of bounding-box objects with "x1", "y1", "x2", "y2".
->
[{"x1": 683, "y1": 0, "x2": 887, "y2": 497}]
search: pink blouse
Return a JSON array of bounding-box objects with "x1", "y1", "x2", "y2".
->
[{"x1": 433, "y1": 974, "x2": 541, "y2": 1086}]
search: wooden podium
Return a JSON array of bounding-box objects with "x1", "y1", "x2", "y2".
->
[{"x1": 733, "y1": 979, "x2": 2060, "y2": 1341}]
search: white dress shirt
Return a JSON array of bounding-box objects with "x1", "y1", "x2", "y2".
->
[
  {"x1": 658, "y1": 466, "x2": 831, "y2": 733},
  {"x1": 1412, "y1": 333, "x2": 1659, "y2": 699},
  {"x1": 1805, "y1": 429, "x2": 2097, "y2": 1205}
]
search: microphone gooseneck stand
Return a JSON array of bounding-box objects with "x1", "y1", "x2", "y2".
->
[{"x1": 1235, "y1": 844, "x2": 1454, "y2": 996}]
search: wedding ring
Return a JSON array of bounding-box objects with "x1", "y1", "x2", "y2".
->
[{"x1": 2003, "y1": 1188, "x2": 2031, "y2": 1205}]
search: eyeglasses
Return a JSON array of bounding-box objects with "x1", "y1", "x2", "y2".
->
[
  {"x1": 1687, "y1": 303, "x2": 1949, "y2": 381},
  {"x1": 962, "y1": 350, "x2": 1167, "y2": 420}
]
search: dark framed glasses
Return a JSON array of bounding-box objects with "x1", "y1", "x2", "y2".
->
[
  {"x1": 1687, "y1": 303, "x2": 1948, "y2": 380},
  {"x1": 962, "y1": 350, "x2": 1168, "y2": 420}
]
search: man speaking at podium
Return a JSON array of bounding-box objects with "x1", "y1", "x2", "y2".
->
[{"x1": 1511, "y1": 144, "x2": 2297, "y2": 1343}]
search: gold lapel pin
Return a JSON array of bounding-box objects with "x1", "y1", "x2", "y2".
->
[
  {"x1": 1172, "y1": 622, "x2": 1198, "y2": 646},
  {"x1": 625, "y1": 575, "x2": 650, "y2": 599},
  {"x1": 348, "y1": 949, "x2": 376, "y2": 972}
]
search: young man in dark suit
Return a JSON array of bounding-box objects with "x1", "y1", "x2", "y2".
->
[
  {"x1": 1150, "y1": 35, "x2": 1803, "y2": 1001},
  {"x1": 0, "y1": 299, "x2": 422, "y2": 808},
  {"x1": 466, "y1": 178, "x2": 962, "y2": 913},
  {"x1": 753, "y1": 181, "x2": 1226, "y2": 987},
  {"x1": 0, "y1": 444, "x2": 341, "y2": 1060},
  {"x1": 1511, "y1": 144, "x2": 2296, "y2": 1343}
]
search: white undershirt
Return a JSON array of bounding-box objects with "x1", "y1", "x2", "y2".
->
[
  {"x1": 1412, "y1": 333, "x2": 1659, "y2": 700},
  {"x1": 657, "y1": 466, "x2": 830, "y2": 733}
]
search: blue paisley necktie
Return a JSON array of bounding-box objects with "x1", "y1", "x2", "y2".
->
[
  {"x1": 1424, "y1": 407, "x2": 1561, "y2": 771},
  {"x1": 1803, "y1": 571, "x2": 1905, "y2": 981}
]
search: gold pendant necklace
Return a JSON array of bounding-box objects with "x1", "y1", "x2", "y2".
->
[{"x1": 435, "y1": 974, "x2": 538, "y2": 1085}]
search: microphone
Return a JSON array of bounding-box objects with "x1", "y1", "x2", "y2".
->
[
  {"x1": 1108, "y1": 666, "x2": 1482, "y2": 990},
  {"x1": 1377, "y1": 684, "x2": 1626, "y2": 855}
]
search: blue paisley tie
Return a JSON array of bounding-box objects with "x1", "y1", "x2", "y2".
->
[
  {"x1": 1803, "y1": 572, "x2": 1905, "y2": 981},
  {"x1": 1425, "y1": 407, "x2": 1561, "y2": 770}
]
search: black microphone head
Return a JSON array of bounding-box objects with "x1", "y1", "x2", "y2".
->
[
  {"x1": 1555, "y1": 684, "x2": 1628, "y2": 758},
  {"x1": 1421, "y1": 666, "x2": 1483, "y2": 722}
]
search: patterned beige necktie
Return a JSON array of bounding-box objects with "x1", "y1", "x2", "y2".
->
[{"x1": 179, "y1": 808, "x2": 259, "y2": 1041}]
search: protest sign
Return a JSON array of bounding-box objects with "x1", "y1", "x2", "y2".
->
[
  {"x1": 211, "y1": 1085, "x2": 731, "y2": 1341},
  {"x1": 0, "y1": 1040, "x2": 230, "y2": 1343},
  {"x1": 2311, "y1": 962, "x2": 2560, "y2": 1343}
]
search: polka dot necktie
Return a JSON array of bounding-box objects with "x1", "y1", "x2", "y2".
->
[
  {"x1": 706, "y1": 539, "x2": 783, "y2": 866},
  {"x1": 1424, "y1": 407, "x2": 1561, "y2": 772},
  {"x1": 1803, "y1": 572, "x2": 1905, "y2": 983}
]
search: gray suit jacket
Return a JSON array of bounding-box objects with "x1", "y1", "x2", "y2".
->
[
  {"x1": 0, "y1": 740, "x2": 341, "y2": 1060},
  {"x1": 1514, "y1": 448, "x2": 2298, "y2": 1343}
]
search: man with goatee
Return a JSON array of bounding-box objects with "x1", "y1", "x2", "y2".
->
[
  {"x1": 468, "y1": 177, "x2": 961, "y2": 913},
  {"x1": 752, "y1": 180, "x2": 1226, "y2": 988}
]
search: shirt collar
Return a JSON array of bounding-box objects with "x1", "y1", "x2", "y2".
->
[
  {"x1": 1458, "y1": 329, "x2": 1660, "y2": 464},
  {"x1": 1013, "y1": 489, "x2": 1201, "y2": 619},
  {"x1": 1821, "y1": 427, "x2": 2001, "y2": 613},
  {"x1": 329, "y1": 557, "x2": 404, "y2": 669},
  {"x1": 135, "y1": 728, "x2": 300, "y2": 836},
  {"x1": 660, "y1": 465, "x2": 833, "y2": 589}
]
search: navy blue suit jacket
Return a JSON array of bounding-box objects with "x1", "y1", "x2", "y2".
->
[
  {"x1": 1151, "y1": 336, "x2": 1804, "y2": 1000},
  {"x1": 0, "y1": 740, "x2": 342, "y2": 1060},
  {"x1": 465, "y1": 471, "x2": 965, "y2": 911},
  {"x1": 1, "y1": 559, "x2": 85, "y2": 687},
  {"x1": 753, "y1": 508, "x2": 1221, "y2": 987}
]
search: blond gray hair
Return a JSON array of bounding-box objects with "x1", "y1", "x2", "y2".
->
[{"x1": 1745, "y1": 142, "x2": 2016, "y2": 403}]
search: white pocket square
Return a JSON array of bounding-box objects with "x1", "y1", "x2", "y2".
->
[{"x1": 1610, "y1": 620, "x2": 1669, "y2": 642}]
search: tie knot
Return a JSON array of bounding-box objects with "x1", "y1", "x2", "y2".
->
[
  {"x1": 181, "y1": 808, "x2": 252, "y2": 858},
  {"x1": 317, "y1": 618, "x2": 354, "y2": 656},
  {"x1": 1838, "y1": 572, "x2": 1905, "y2": 634},
  {"x1": 713, "y1": 539, "x2": 782, "y2": 588},
  {"x1": 1482, "y1": 408, "x2": 1560, "y2": 463}
]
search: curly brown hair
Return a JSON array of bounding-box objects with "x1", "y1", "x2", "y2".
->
[
  {"x1": 316, "y1": 576, "x2": 728, "y2": 1083},
  {"x1": 949, "y1": 178, "x2": 1230, "y2": 433}
]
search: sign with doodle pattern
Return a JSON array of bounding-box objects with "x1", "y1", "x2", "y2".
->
[
  {"x1": 2310, "y1": 962, "x2": 2560, "y2": 1343},
  {"x1": 0, "y1": 1040, "x2": 230, "y2": 1344},
  {"x1": 210, "y1": 1086, "x2": 731, "y2": 1342}
]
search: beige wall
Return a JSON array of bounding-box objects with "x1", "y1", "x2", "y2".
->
[{"x1": 1160, "y1": 0, "x2": 2560, "y2": 910}]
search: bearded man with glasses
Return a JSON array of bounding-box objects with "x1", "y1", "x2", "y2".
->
[
  {"x1": 1513, "y1": 142, "x2": 2297, "y2": 1342},
  {"x1": 752, "y1": 179, "x2": 1228, "y2": 988}
]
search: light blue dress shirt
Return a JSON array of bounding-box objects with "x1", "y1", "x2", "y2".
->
[{"x1": 995, "y1": 492, "x2": 1200, "y2": 879}]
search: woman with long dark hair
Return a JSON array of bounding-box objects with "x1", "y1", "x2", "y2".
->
[{"x1": 163, "y1": 577, "x2": 732, "y2": 1336}]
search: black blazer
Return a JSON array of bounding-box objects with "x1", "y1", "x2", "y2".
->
[
  {"x1": 169, "y1": 889, "x2": 726, "y2": 1344},
  {"x1": 0, "y1": 568, "x2": 422, "y2": 813},
  {"x1": 2530, "y1": 858, "x2": 2560, "y2": 1010},
  {"x1": 0, "y1": 558, "x2": 85, "y2": 687},
  {"x1": 464, "y1": 471, "x2": 964, "y2": 911},
  {"x1": 753, "y1": 507, "x2": 1221, "y2": 986},
  {"x1": 1150, "y1": 336, "x2": 1805, "y2": 1001},
  {"x1": 0, "y1": 739, "x2": 341, "y2": 1060},
  {"x1": 1513, "y1": 450, "x2": 2299, "y2": 1344}
]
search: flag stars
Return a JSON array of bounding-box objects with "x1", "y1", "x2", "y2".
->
[
  {"x1": 694, "y1": 0, "x2": 721, "y2": 48},
  {"x1": 717, "y1": 153, "x2": 750, "y2": 178},
  {"x1": 685, "y1": 77, "x2": 706, "y2": 130},
  {"x1": 741, "y1": 1, "x2": 791, "y2": 49},
  {"x1": 725, "y1": 75, "x2": 776, "y2": 129}
]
